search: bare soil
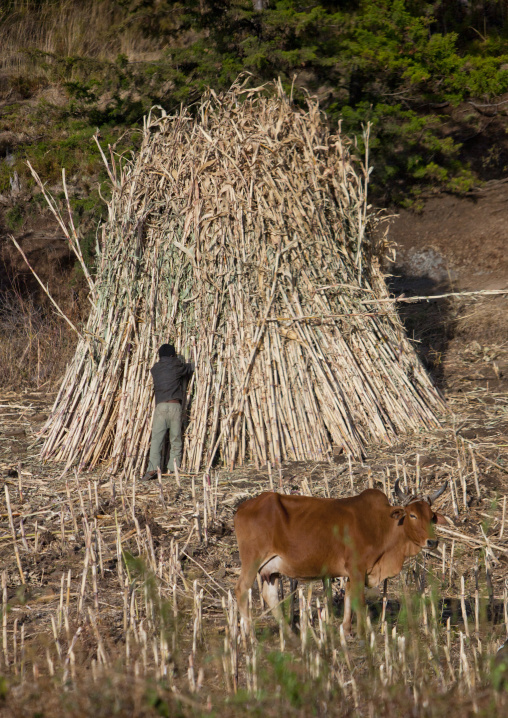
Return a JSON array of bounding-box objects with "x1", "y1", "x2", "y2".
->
[
  {"x1": 387, "y1": 180, "x2": 508, "y2": 292},
  {"x1": 382, "y1": 180, "x2": 508, "y2": 396}
]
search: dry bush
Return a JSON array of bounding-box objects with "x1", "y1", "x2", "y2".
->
[{"x1": 0, "y1": 288, "x2": 76, "y2": 390}]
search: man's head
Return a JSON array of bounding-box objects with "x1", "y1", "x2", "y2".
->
[{"x1": 159, "y1": 344, "x2": 176, "y2": 358}]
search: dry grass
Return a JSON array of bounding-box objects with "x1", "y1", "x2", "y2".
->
[
  {"x1": 0, "y1": 0, "x2": 162, "y2": 77},
  {"x1": 0, "y1": 288, "x2": 76, "y2": 390},
  {"x1": 0, "y1": 381, "x2": 507, "y2": 716}
]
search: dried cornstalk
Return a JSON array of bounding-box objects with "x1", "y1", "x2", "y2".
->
[{"x1": 39, "y1": 78, "x2": 445, "y2": 475}]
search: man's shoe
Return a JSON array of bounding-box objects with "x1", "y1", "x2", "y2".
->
[{"x1": 141, "y1": 470, "x2": 157, "y2": 481}]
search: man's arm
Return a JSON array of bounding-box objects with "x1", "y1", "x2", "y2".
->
[
  {"x1": 183, "y1": 361, "x2": 194, "y2": 379},
  {"x1": 176, "y1": 357, "x2": 194, "y2": 380}
]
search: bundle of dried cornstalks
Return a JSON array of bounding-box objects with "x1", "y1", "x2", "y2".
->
[{"x1": 40, "y1": 78, "x2": 446, "y2": 477}]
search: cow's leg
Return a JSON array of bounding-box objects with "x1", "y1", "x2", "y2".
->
[
  {"x1": 289, "y1": 578, "x2": 298, "y2": 629},
  {"x1": 342, "y1": 576, "x2": 365, "y2": 636},
  {"x1": 262, "y1": 574, "x2": 284, "y2": 623},
  {"x1": 322, "y1": 577, "x2": 333, "y2": 617},
  {"x1": 342, "y1": 579, "x2": 353, "y2": 635},
  {"x1": 261, "y1": 575, "x2": 300, "y2": 643},
  {"x1": 235, "y1": 562, "x2": 259, "y2": 632}
]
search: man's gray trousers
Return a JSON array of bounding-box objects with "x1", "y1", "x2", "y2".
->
[{"x1": 147, "y1": 402, "x2": 182, "y2": 472}]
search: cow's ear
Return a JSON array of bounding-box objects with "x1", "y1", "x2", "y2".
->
[
  {"x1": 390, "y1": 507, "x2": 405, "y2": 521},
  {"x1": 434, "y1": 512, "x2": 447, "y2": 525}
]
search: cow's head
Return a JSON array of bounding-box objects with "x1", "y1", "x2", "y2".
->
[{"x1": 391, "y1": 480, "x2": 448, "y2": 549}]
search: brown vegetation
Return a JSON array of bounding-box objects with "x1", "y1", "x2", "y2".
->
[
  {"x1": 0, "y1": 287, "x2": 76, "y2": 390},
  {"x1": 0, "y1": 0, "x2": 161, "y2": 77},
  {"x1": 0, "y1": 9, "x2": 507, "y2": 711},
  {"x1": 0, "y1": 374, "x2": 508, "y2": 716}
]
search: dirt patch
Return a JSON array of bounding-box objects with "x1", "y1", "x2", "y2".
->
[
  {"x1": 386, "y1": 180, "x2": 508, "y2": 293},
  {"x1": 378, "y1": 183, "x2": 508, "y2": 394}
]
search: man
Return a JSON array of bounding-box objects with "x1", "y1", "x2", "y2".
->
[{"x1": 142, "y1": 343, "x2": 193, "y2": 480}]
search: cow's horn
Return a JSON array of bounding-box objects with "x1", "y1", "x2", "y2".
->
[
  {"x1": 426, "y1": 481, "x2": 448, "y2": 505},
  {"x1": 394, "y1": 479, "x2": 412, "y2": 505}
]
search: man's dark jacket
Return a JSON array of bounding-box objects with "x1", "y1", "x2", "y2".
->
[{"x1": 150, "y1": 356, "x2": 193, "y2": 404}]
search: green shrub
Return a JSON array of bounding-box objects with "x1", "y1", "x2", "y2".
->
[{"x1": 2, "y1": 0, "x2": 508, "y2": 207}]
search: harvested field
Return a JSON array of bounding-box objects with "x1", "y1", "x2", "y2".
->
[
  {"x1": 3, "y1": 81, "x2": 508, "y2": 718},
  {"x1": 1, "y1": 328, "x2": 508, "y2": 715}
]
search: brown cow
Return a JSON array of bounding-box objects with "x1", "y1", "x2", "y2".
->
[{"x1": 234, "y1": 480, "x2": 447, "y2": 634}]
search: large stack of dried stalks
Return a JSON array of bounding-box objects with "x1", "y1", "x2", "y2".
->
[{"x1": 41, "y1": 78, "x2": 446, "y2": 477}]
